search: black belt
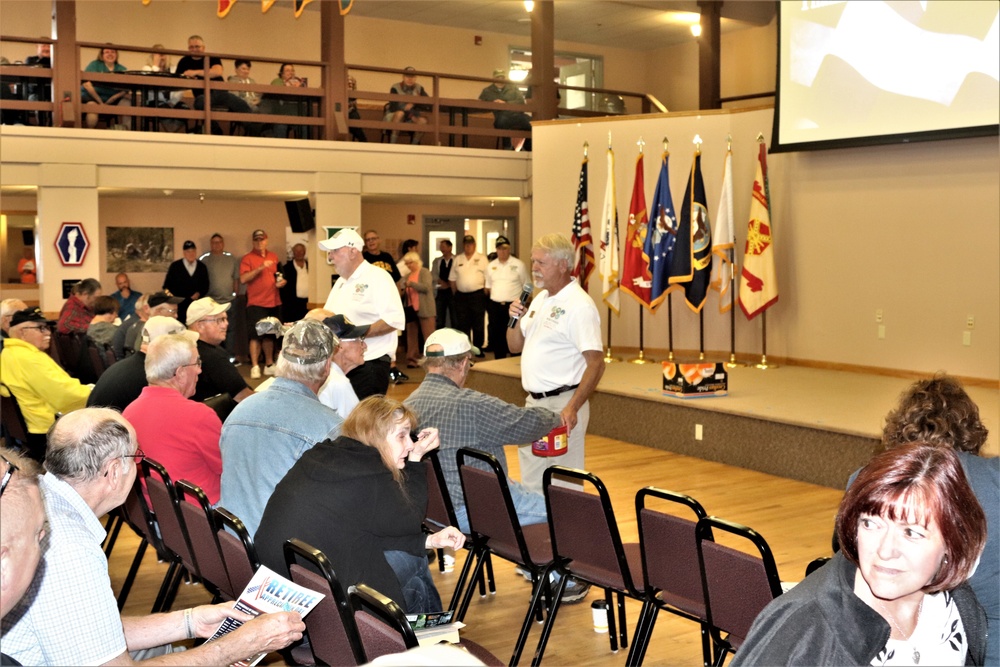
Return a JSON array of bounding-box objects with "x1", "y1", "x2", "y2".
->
[{"x1": 529, "y1": 384, "x2": 579, "y2": 400}]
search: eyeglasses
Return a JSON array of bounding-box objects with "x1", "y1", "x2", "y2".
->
[
  {"x1": 161, "y1": 308, "x2": 178, "y2": 316},
  {"x1": 0, "y1": 455, "x2": 18, "y2": 497},
  {"x1": 181, "y1": 358, "x2": 203, "y2": 368},
  {"x1": 124, "y1": 447, "x2": 146, "y2": 463},
  {"x1": 22, "y1": 324, "x2": 51, "y2": 333},
  {"x1": 201, "y1": 316, "x2": 228, "y2": 324}
]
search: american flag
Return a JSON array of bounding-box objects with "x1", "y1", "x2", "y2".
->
[{"x1": 571, "y1": 158, "x2": 595, "y2": 290}]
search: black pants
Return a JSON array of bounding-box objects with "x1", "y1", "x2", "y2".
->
[
  {"x1": 435, "y1": 289, "x2": 454, "y2": 330},
  {"x1": 347, "y1": 355, "x2": 391, "y2": 400},
  {"x1": 453, "y1": 289, "x2": 487, "y2": 351},
  {"x1": 486, "y1": 299, "x2": 513, "y2": 359},
  {"x1": 194, "y1": 90, "x2": 262, "y2": 136}
]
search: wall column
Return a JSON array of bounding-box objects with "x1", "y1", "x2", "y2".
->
[
  {"x1": 312, "y1": 173, "x2": 361, "y2": 304},
  {"x1": 530, "y1": 0, "x2": 557, "y2": 121},
  {"x1": 321, "y1": 1, "x2": 348, "y2": 141},
  {"x1": 36, "y1": 164, "x2": 99, "y2": 313},
  {"x1": 697, "y1": 0, "x2": 722, "y2": 110}
]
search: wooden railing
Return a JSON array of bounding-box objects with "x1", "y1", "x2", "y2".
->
[{"x1": 2, "y1": 36, "x2": 657, "y2": 147}]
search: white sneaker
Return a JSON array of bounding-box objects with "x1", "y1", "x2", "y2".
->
[
  {"x1": 263, "y1": 364, "x2": 276, "y2": 376},
  {"x1": 250, "y1": 365, "x2": 261, "y2": 379}
]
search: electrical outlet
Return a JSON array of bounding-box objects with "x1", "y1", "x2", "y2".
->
[
  {"x1": 877, "y1": 325, "x2": 886, "y2": 339},
  {"x1": 966, "y1": 316, "x2": 975, "y2": 329},
  {"x1": 963, "y1": 331, "x2": 972, "y2": 346},
  {"x1": 875, "y1": 309, "x2": 883, "y2": 323},
  {"x1": 695, "y1": 424, "x2": 703, "y2": 441}
]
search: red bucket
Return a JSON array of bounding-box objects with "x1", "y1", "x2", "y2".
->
[{"x1": 532, "y1": 425, "x2": 568, "y2": 457}]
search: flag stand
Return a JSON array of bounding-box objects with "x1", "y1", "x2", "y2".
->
[
  {"x1": 603, "y1": 307, "x2": 620, "y2": 363},
  {"x1": 698, "y1": 310, "x2": 705, "y2": 361},
  {"x1": 755, "y1": 311, "x2": 778, "y2": 369},
  {"x1": 726, "y1": 256, "x2": 740, "y2": 367},
  {"x1": 666, "y1": 293, "x2": 675, "y2": 362},
  {"x1": 629, "y1": 308, "x2": 655, "y2": 364}
]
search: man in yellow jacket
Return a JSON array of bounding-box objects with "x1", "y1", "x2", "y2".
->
[{"x1": 0, "y1": 307, "x2": 91, "y2": 460}]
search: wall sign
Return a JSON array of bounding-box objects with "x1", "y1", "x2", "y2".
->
[{"x1": 54, "y1": 222, "x2": 90, "y2": 267}]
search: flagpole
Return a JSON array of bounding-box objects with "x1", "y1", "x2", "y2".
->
[
  {"x1": 667, "y1": 293, "x2": 674, "y2": 361},
  {"x1": 756, "y1": 310, "x2": 777, "y2": 369},
  {"x1": 727, "y1": 246, "x2": 738, "y2": 367},
  {"x1": 603, "y1": 307, "x2": 620, "y2": 363},
  {"x1": 629, "y1": 136, "x2": 653, "y2": 365},
  {"x1": 698, "y1": 309, "x2": 705, "y2": 361}
]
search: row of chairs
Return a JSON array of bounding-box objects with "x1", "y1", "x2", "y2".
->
[
  {"x1": 108, "y1": 455, "x2": 500, "y2": 665},
  {"x1": 429, "y1": 447, "x2": 785, "y2": 666}
]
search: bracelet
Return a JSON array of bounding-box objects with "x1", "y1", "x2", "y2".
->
[{"x1": 184, "y1": 608, "x2": 194, "y2": 640}]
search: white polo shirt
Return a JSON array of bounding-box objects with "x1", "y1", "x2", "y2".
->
[
  {"x1": 323, "y1": 260, "x2": 405, "y2": 361},
  {"x1": 449, "y1": 252, "x2": 488, "y2": 292},
  {"x1": 486, "y1": 256, "x2": 529, "y2": 303},
  {"x1": 519, "y1": 280, "x2": 603, "y2": 394}
]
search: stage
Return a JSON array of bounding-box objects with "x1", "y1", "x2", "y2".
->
[{"x1": 467, "y1": 358, "x2": 1000, "y2": 489}]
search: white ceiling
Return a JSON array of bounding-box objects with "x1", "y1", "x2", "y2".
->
[{"x1": 344, "y1": 1, "x2": 776, "y2": 51}]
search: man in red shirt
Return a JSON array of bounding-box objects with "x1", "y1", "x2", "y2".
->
[
  {"x1": 56, "y1": 278, "x2": 102, "y2": 334},
  {"x1": 239, "y1": 229, "x2": 285, "y2": 379}
]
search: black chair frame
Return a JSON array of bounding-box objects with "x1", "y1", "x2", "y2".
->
[
  {"x1": 175, "y1": 480, "x2": 230, "y2": 603},
  {"x1": 141, "y1": 457, "x2": 200, "y2": 613},
  {"x1": 695, "y1": 516, "x2": 783, "y2": 667},
  {"x1": 348, "y1": 583, "x2": 419, "y2": 652}
]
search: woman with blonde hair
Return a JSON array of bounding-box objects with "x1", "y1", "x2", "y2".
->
[
  {"x1": 402, "y1": 251, "x2": 436, "y2": 367},
  {"x1": 254, "y1": 396, "x2": 463, "y2": 613}
]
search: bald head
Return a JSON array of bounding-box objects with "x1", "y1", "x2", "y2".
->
[
  {"x1": 45, "y1": 408, "x2": 136, "y2": 484},
  {"x1": 1, "y1": 299, "x2": 26, "y2": 333},
  {"x1": 0, "y1": 448, "x2": 45, "y2": 619}
]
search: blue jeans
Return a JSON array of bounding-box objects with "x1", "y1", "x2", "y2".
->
[
  {"x1": 453, "y1": 479, "x2": 548, "y2": 534},
  {"x1": 383, "y1": 550, "x2": 442, "y2": 614}
]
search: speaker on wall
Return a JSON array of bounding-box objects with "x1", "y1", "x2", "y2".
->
[
  {"x1": 285, "y1": 199, "x2": 315, "y2": 233},
  {"x1": 21, "y1": 230, "x2": 34, "y2": 245}
]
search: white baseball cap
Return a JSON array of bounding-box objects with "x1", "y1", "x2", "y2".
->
[
  {"x1": 424, "y1": 328, "x2": 481, "y2": 357},
  {"x1": 141, "y1": 316, "x2": 199, "y2": 345},
  {"x1": 319, "y1": 228, "x2": 364, "y2": 252},
  {"x1": 186, "y1": 297, "x2": 231, "y2": 326}
]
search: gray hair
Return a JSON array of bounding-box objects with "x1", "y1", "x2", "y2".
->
[
  {"x1": 424, "y1": 353, "x2": 468, "y2": 373},
  {"x1": 532, "y1": 233, "x2": 574, "y2": 265},
  {"x1": 45, "y1": 408, "x2": 136, "y2": 483},
  {"x1": 145, "y1": 334, "x2": 197, "y2": 384},
  {"x1": 73, "y1": 278, "x2": 102, "y2": 296},
  {"x1": 134, "y1": 293, "x2": 150, "y2": 313},
  {"x1": 275, "y1": 352, "x2": 329, "y2": 385},
  {"x1": 1, "y1": 298, "x2": 26, "y2": 319},
  {"x1": 402, "y1": 252, "x2": 422, "y2": 269}
]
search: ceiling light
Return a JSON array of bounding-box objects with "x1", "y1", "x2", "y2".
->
[
  {"x1": 509, "y1": 67, "x2": 529, "y2": 82},
  {"x1": 690, "y1": 23, "x2": 702, "y2": 37},
  {"x1": 524, "y1": 1, "x2": 534, "y2": 12}
]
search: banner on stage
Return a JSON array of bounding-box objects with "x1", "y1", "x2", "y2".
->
[{"x1": 662, "y1": 362, "x2": 728, "y2": 398}]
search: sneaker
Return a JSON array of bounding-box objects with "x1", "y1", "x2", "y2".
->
[
  {"x1": 263, "y1": 364, "x2": 276, "y2": 376},
  {"x1": 396, "y1": 370, "x2": 410, "y2": 382},
  {"x1": 515, "y1": 565, "x2": 534, "y2": 582},
  {"x1": 559, "y1": 577, "x2": 592, "y2": 604},
  {"x1": 250, "y1": 365, "x2": 261, "y2": 379}
]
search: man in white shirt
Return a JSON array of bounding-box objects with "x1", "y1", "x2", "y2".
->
[
  {"x1": 320, "y1": 228, "x2": 405, "y2": 399},
  {"x1": 449, "y1": 234, "x2": 488, "y2": 357},
  {"x1": 485, "y1": 235, "x2": 528, "y2": 359},
  {"x1": 506, "y1": 233, "x2": 605, "y2": 494}
]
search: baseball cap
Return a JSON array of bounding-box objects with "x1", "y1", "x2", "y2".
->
[
  {"x1": 495, "y1": 235, "x2": 511, "y2": 248},
  {"x1": 322, "y1": 314, "x2": 370, "y2": 341},
  {"x1": 492, "y1": 68, "x2": 506, "y2": 79},
  {"x1": 186, "y1": 297, "x2": 231, "y2": 326},
  {"x1": 182, "y1": 240, "x2": 196, "y2": 250},
  {"x1": 424, "y1": 328, "x2": 480, "y2": 358},
  {"x1": 403, "y1": 66, "x2": 416, "y2": 74},
  {"x1": 463, "y1": 235, "x2": 476, "y2": 244},
  {"x1": 148, "y1": 291, "x2": 184, "y2": 308},
  {"x1": 319, "y1": 228, "x2": 364, "y2": 252},
  {"x1": 10, "y1": 307, "x2": 54, "y2": 328},
  {"x1": 252, "y1": 229, "x2": 267, "y2": 240},
  {"x1": 281, "y1": 319, "x2": 334, "y2": 365},
  {"x1": 141, "y1": 316, "x2": 198, "y2": 345}
]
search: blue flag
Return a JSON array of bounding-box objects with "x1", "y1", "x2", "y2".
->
[
  {"x1": 669, "y1": 152, "x2": 713, "y2": 313},
  {"x1": 643, "y1": 152, "x2": 678, "y2": 311}
]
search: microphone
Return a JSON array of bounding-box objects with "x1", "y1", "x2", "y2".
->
[{"x1": 508, "y1": 283, "x2": 534, "y2": 329}]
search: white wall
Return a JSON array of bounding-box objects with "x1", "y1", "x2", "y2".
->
[{"x1": 531, "y1": 108, "x2": 1000, "y2": 381}]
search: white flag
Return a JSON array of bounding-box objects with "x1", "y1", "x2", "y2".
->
[
  {"x1": 710, "y1": 149, "x2": 735, "y2": 313},
  {"x1": 599, "y1": 147, "x2": 621, "y2": 314}
]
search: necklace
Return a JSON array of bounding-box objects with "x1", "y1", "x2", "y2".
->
[{"x1": 876, "y1": 597, "x2": 924, "y2": 665}]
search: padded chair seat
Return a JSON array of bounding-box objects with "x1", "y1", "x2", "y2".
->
[
  {"x1": 565, "y1": 541, "x2": 643, "y2": 592},
  {"x1": 486, "y1": 521, "x2": 551, "y2": 566}
]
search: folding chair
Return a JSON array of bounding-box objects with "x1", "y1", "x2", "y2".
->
[
  {"x1": 422, "y1": 451, "x2": 493, "y2": 607},
  {"x1": 114, "y1": 478, "x2": 165, "y2": 611},
  {"x1": 175, "y1": 480, "x2": 230, "y2": 601},
  {"x1": 213, "y1": 507, "x2": 260, "y2": 597},
  {"x1": 627, "y1": 487, "x2": 712, "y2": 667},
  {"x1": 0, "y1": 381, "x2": 31, "y2": 451},
  {"x1": 526, "y1": 466, "x2": 645, "y2": 666},
  {"x1": 455, "y1": 447, "x2": 553, "y2": 655},
  {"x1": 141, "y1": 457, "x2": 199, "y2": 612},
  {"x1": 348, "y1": 583, "x2": 417, "y2": 660},
  {"x1": 695, "y1": 516, "x2": 783, "y2": 666},
  {"x1": 284, "y1": 538, "x2": 366, "y2": 665}
]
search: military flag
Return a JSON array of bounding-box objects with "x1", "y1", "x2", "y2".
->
[
  {"x1": 218, "y1": 0, "x2": 237, "y2": 17},
  {"x1": 644, "y1": 152, "x2": 678, "y2": 311},
  {"x1": 739, "y1": 143, "x2": 779, "y2": 319},
  {"x1": 294, "y1": 0, "x2": 314, "y2": 18},
  {"x1": 669, "y1": 152, "x2": 713, "y2": 313},
  {"x1": 599, "y1": 147, "x2": 621, "y2": 314},
  {"x1": 620, "y1": 153, "x2": 652, "y2": 308},
  {"x1": 570, "y1": 158, "x2": 595, "y2": 290},
  {"x1": 262, "y1": 0, "x2": 276, "y2": 12},
  {"x1": 710, "y1": 149, "x2": 735, "y2": 312}
]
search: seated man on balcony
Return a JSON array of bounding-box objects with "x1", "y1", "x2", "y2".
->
[
  {"x1": 175, "y1": 34, "x2": 260, "y2": 136},
  {"x1": 383, "y1": 66, "x2": 428, "y2": 144},
  {"x1": 479, "y1": 69, "x2": 532, "y2": 151},
  {"x1": 80, "y1": 46, "x2": 132, "y2": 130}
]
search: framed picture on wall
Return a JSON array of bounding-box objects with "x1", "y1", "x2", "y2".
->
[{"x1": 106, "y1": 227, "x2": 174, "y2": 273}]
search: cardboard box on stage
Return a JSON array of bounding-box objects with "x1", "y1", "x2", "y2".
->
[{"x1": 662, "y1": 362, "x2": 728, "y2": 398}]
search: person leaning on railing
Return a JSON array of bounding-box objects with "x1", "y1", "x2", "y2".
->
[{"x1": 80, "y1": 45, "x2": 132, "y2": 130}]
